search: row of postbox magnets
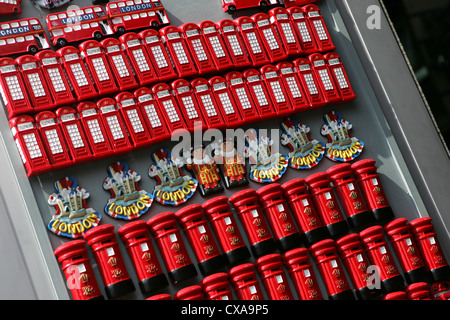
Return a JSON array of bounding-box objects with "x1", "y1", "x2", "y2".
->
[
  {"x1": 54, "y1": 215, "x2": 450, "y2": 300},
  {"x1": 9, "y1": 55, "x2": 355, "y2": 177},
  {"x1": 0, "y1": 4, "x2": 336, "y2": 119}
]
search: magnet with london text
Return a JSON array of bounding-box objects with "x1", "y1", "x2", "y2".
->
[
  {"x1": 148, "y1": 148, "x2": 198, "y2": 206},
  {"x1": 321, "y1": 111, "x2": 364, "y2": 162},
  {"x1": 281, "y1": 117, "x2": 325, "y2": 169},
  {"x1": 184, "y1": 144, "x2": 224, "y2": 197},
  {"x1": 103, "y1": 161, "x2": 153, "y2": 220},
  {"x1": 244, "y1": 128, "x2": 288, "y2": 183},
  {"x1": 47, "y1": 177, "x2": 101, "y2": 239}
]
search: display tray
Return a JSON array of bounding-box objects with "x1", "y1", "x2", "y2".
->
[{"x1": 0, "y1": 0, "x2": 448, "y2": 300}]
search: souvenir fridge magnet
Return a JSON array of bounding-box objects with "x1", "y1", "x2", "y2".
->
[
  {"x1": 47, "y1": 177, "x2": 101, "y2": 239},
  {"x1": 281, "y1": 117, "x2": 325, "y2": 169},
  {"x1": 148, "y1": 148, "x2": 198, "y2": 206},
  {"x1": 244, "y1": 128, "x2": 288, "y2": 183},
  {"x1": 184, "y1": 144, "x2": 224, "y2": 197},
  {"x1": 321, "y1": 111, "x2": 364, "y2": 162},
  {"x1": 212, "y1": 138, "x2": 249, "y2": 189},
  {"x1": 103, "y1": 161, "x2": 153, "y2": 220}
]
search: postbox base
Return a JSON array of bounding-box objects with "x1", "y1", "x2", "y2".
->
[
  {"x1": 381, "y1": 275, "x2": 406, "y2": 294},
  {"x1": 199, "y1": 255, "x2": 225, "y2": 275},
  {"x1": 372, "y1": 206, "x2": 395, "y2": 224},
  {"x1": 251, "y1": 238, "x2": 278, "y2": 258},
  {"x1": 105, "y1": 278, "x2": 135, "y2": 299},
  {"x1": 169, "y1": 264, "x2": 198, "y2": 284},
  {"x1": 328, "y1": 290, "x2": 356, "y2": 300},
  {"x1": 304, "y1": 226, "x2": 330, "y2": 245},
  {"x1": 139, "y1": 273, "x2": 169, "y2": 294},
  {"x1": 225, "y1": 246, "x2": 251, "y2": 266},
  {"x1": 326, "y1": 220, "x2": 350, "y2": 239},
  {"x1": 348, "y1": 210, "x2": 376, "y2": 231},
  {"x1": 431, "y1": 265, "x2": 450, "y2": 282},
  {"x1": 404, "y1": 266, "x2": 432, "y2": 284},
  {"x1": 277, "y1": 233, "x2": 303, "y2": 252},
  {"x1": 355, "y1": 287, "x2": 383, "y2": 300}
]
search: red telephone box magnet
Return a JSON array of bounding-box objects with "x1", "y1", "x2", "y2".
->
[
  {"x1": 199, "y1": 20, "x2": 234, "y2": 72},
  {"x1": 55, "y1": 106, "x2": 93, "y2": 165},
  {"x1": 16, "y1": 55, "x2": 55, "y2": 112},
  {"x1": 47, "y1": 177, "x2": 101, "y2": 239},
  {"x1": 10, "y1": 115, "x2": 51, "y2": 177},
  {"x1": 309, "y1": 53, "x2": 342, "y2": 104},
  {"x1": 103, "y1": 161, "x2": 153, "y2": 220},
  {"x1": 275, "y1": 61, "x2": 311, "y2": 112},
  {"x1": 321, "y1": 110, "x2": 364, "y2": 162},
  {"x1": 216, "y1": 19, "x2": 252, "y2": 69},
  {"x1": 244, "y1": 128, "x2": 288, "y2": 183},
  {"x1": 35, "y1": 111, "x2": 72, "y2": 171},
  {"x1": 292, "y1": 56, "x2": 327, "y2": 108},
  {"x1": 303, "y1": 4, "x2": 335, "y2": 52},
  {"x1": 191, "y1": 77, "x2": 226, "y2": 130},
  {"x1": 324, "y1": 52, "x2": 356, "y2": 103},
  {"x1": 280, "y1": 117, "x2": 325, "y2": 170},
  {"x1": 268, "y1": 7, "x2": 303, "y2": 57},
  {"x1": 260, "y1": 64, "x2": 293, "y2": 118},
  {"x1": 0, "y1": 57, "x2": 33, "y2": 118},
  {"x1": 242, "y1": 68, "x2": 276, "y2": 119},
  {"x1": 209, "y1": 75, "x2": 244, "y2": 128},
  {"x1": 148, "y1": 148, "x2": 198, "y2": 206},
  {"x1": 235, "y1": 16, "x2": 270, "y2": 67},
  {"x1": 287, "y1": 6, "x2": 319, "y2": 55},
  {"x1": 184, "y1": 144, "x2": 224, "y2": 197}
]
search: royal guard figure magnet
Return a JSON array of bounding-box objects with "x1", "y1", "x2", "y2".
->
[
  {"x1": 213, "y1": 138, "x2": 248, "y2": 189},
  {"x1": 47, "y1": 177, "x2": 101, "y2": 239},
  {"x1": 184, "y1": 144, "x2": 224, "y2": 197},
  {"x1": 281, "y1": 117, "x2": 325, "y2": 170},
  {"x1": 148, "y1": 148, "x2": 198, "y2": 206},
  {"x1": 244, "y1": 128, "x2": 288, "y2": 183},
  {"x1": 103, "y1": 161, "x2": 153, "y2": 220},
  {"x1": 321, "y1": 110, "x2": 364, "y2": 162}
]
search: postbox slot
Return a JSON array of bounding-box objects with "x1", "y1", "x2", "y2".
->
[
  {"x1": 135, "y1": 235, "x2": 146, "y2": 240},
  {"x1": 72, "y1": 255, "x2": 84, "y2": 261},
  {"x1": 101, "y1": 239, "x2": 113, "y2": 244},
  {"x1": 243, "y1": 278, "x2": 254, "y2": 283}
]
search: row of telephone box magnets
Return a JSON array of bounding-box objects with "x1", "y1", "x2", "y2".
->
[
  {"x1": 54, "y1": 214, "x2": 449, "y2": 300},
  {"x1": 1, "y1": 4, "x2": 341, "y2": 120},
  {"x1": 9, "y1": 53, "x2": 355, "y2": 177}
]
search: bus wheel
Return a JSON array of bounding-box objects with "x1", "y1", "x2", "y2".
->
[
  {"x1": 13, "y1": 8, "x2": 18, "y2": 16},
  {"x1": 93, "y1": 32, "x2": 103, "y2": 41},
  {"x1": 260, "y1": 1, "x2": 268, "y2": 7},
  {"x1": 151, "y1": 21, "x2": 159, "y2": 28},
  {"x1": 117, "y1": 27, "x2": 126, "y2": 35},
  {"x1": 28, "y1": 46, "x2": 39, "y2": 54},
  {"x1": 57, "y1": 38, "x2": 67, "y2": 48},
  {"x1": 226, "y1": 5, "x2": 236, "y2": 14}
]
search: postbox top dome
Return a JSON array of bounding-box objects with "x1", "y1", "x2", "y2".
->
[
  {"x1": 83, "y1": 224, "x2": 115, "y2": 242},
  {"x1": 228, "y1": 188, "x2": 258, "y2": 207},
  {"x1": 200, "y1": 272, "x2": 229, "y2": 287},
  {"x1": 304, "y1": 172, "x2": 330, "y2": 187},
  {"x1": 255, "y1": 183, "x2": 283, "y2": 200},
  {"x1": 147, "y1": 211, "x2": 178, "y2": 231},
  {"x1": 228, "y1": 263, "x2": 256, "y2": 278},
  {"x1": 408, "y1": 217, "x2": 433, "y2": 229},
  {"x1": 350, "y1": 158, "x2": 377, "y2": 172},
  {"x1": 406, "y1": 282, "x2": 431, "y2": 299},
  {"x1": 384, "y1": 217, "x2": 409, "y2": 236},
  {"x1": 325, "y1": 163, "x2": 353, "y2": 179},
  {"x1": 383, "y1": 291, "x2": 408, "y2": 300},
  {"x1": 283, "y1": 247, "x2": 309, "y2": 262},
  {"x1": 280, "y1": 178, "x2": 307, "y2": 196},
  {"x1": 359, "y1": 225, "x2": 384, "y2": 242},
  {"x1": 335, "y1": 233, "x2": 363, "y2": 253},
  {"x1": 174, "y1": 285, "x2": 204, "y2": 300},
  {"x1": 202, "y1": 196, "x2": 230, "y2": 214},
  {"x1": 54, "y1": 239, "x2": 87, "y2": 260},
  {"x1": 255, "y1": 253, "x2": 283, "y2": 271},
  {"x1": 174, "y1": 203, "x2": 204, "y2": 222},
  {"x1": 309, "y1": 238, "x2": 336, "y2": 256},
  {"x1": 118, "y1": 220, "x2": 149, "y2": 239},
  {"x1": 146, "y1": 293, "x2": 172, "y2": 300}
]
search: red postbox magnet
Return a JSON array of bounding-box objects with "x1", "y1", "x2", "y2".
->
[
  {"x1": 103, "y1": 161, "x2": 153, "y2": 220},
  {"x1": 321, "y1": 110, "x2": 364, "y2": 162},
  {"x1": 244, "y1": 128, "x2": 288, "y2": 183},
  {"x1": 47, "y1": 177, "x2": 101, "y2": 239},
  {"x1": 148, "y1": 148, "x2": 198, "y2": 206},
  {"x1": 280, "y1": 117, "x2": 325, "y2": 169}
]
